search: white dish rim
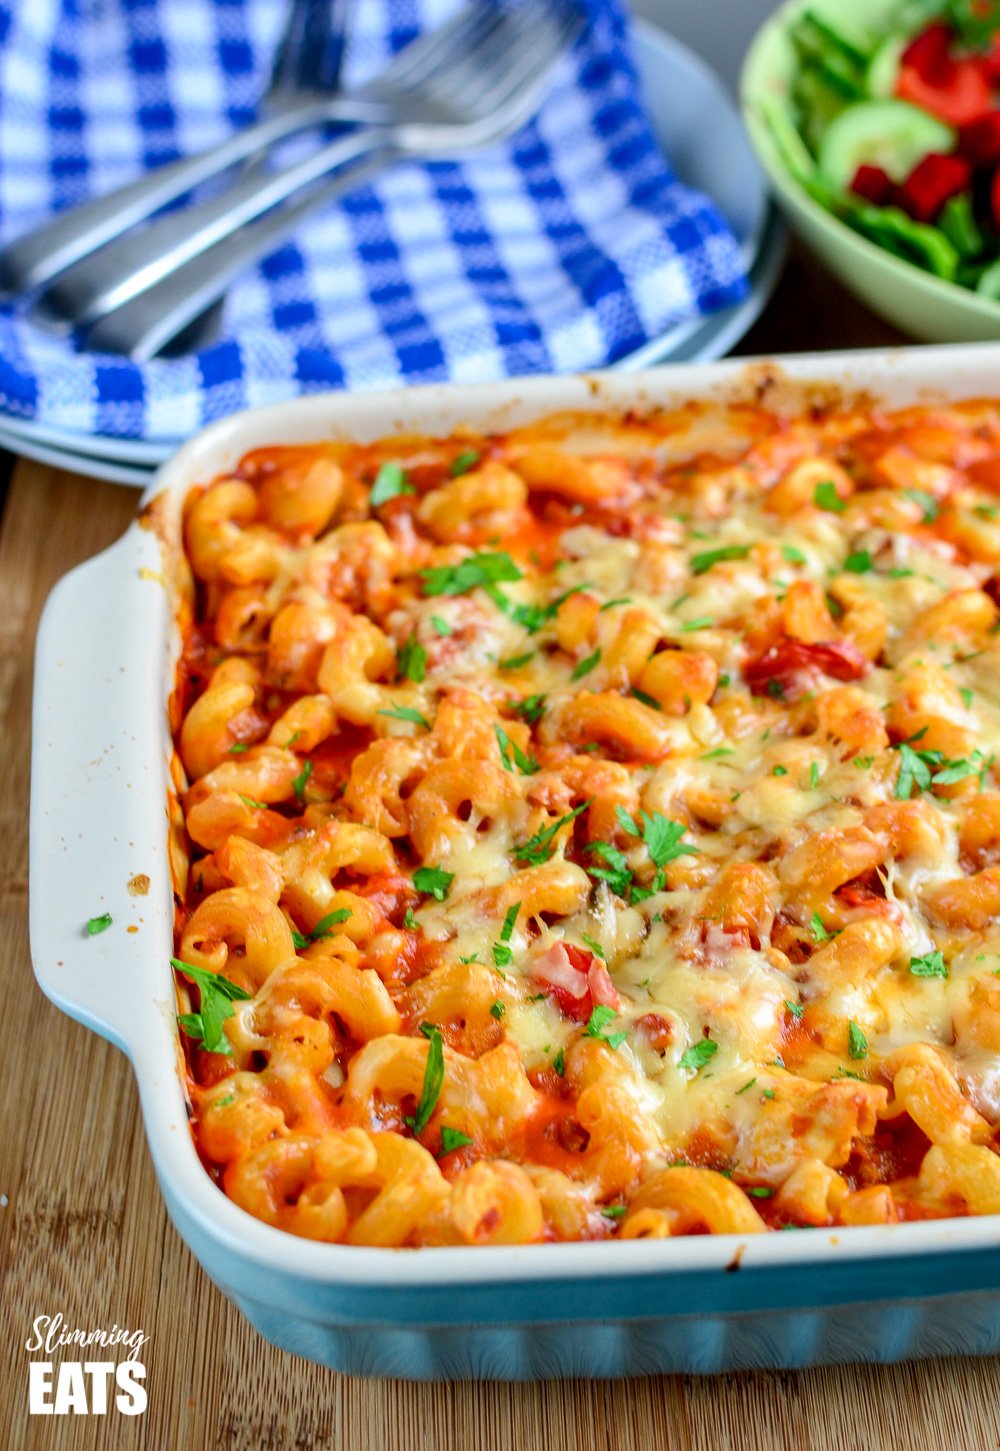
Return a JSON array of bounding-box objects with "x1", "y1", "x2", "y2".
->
[{"x1": 31, "y1": 341, "x2": 1000, "y2": 1293}]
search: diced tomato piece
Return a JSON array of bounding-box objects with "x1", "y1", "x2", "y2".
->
[
  {"x1": 897, "y1": 59, "x2": 994, "y2": 128},
  {"x1": 744, "y1": 638, "x2": 870, "y2": 702},
  {"x1": 901, "y1": 23, "x2": 953, "y2": 82},
  {"x1": 958, "y1": 110, "x2": 1000, "y2": 165},
  {"x1": 898, "y1": 152, "x2": 971, "y2": 221},
  {"x1": 850, "y1": 164, "x2": 895, "y2": 206}
]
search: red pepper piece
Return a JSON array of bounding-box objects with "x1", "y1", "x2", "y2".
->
[
  {"x1": 850, "y1": 163, "x2": 895, "y2": 206},
  {"x1": 898, "y1": 152, "x2": 971, "y2": 221},
  {"x1": 897, "y1": 59, "x2": 994, "y2": 127},
  {"x1": 958, "y1": 110, "x2": 1000, "y2": 165},
  {"x1": 744, "y1": 638, "x2": 870, "y2": 702},
  {"x1": 901, "y1": 24, "x2": 953, "y2": 83}
]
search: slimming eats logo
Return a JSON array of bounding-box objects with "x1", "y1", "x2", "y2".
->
[{"x1": 26, "y1": 1313, "x2": 149, "y2": 1416}]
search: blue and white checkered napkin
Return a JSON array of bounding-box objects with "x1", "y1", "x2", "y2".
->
[{"x1": 0, "y1": 0, "x2": 750, "y2": 442}]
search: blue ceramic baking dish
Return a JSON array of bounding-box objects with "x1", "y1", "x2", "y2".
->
[{"x1": 29, "y1": 347, "x2": 1000, "y2": 1378}]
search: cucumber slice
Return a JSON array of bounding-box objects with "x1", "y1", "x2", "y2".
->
[
  {"x1": 818, "y1": 99, "x2": 956, "y2": 191},
  {"x1": 865, "y1": 35, "x2": 906, "y2": 99}
]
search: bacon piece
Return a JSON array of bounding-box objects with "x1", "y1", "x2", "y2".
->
[
  {"x1": 744, "y1": 637, "x2": 869, "y2": 702},
  {"x1": 531, "y1": 942, "x2": 620, "y2": 1021}
]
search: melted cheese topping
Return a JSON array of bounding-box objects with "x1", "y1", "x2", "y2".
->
[{"x1": 173, "y1": 400, "x2": 1000, "y2": 1244}]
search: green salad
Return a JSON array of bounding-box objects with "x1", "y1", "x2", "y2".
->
[{"x1": 765, "y1": 0, "x2": 1000, "y2": 294}]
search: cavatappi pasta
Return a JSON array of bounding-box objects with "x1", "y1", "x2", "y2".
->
[{"x1": 171, "y1": 395, "x2": 1000, "y2": 1246}]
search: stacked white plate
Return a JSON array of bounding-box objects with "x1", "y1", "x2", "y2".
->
[{"x1": 0, "y1": 17, "x2": 784, "y2": 487}]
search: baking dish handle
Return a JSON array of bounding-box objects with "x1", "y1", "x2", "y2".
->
[{"x1": 30, "y1": 524, "x2": 176, "y2": 1059}]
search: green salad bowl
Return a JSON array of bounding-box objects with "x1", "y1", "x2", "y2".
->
[{"x1": 741, "y1": 0, "x2": 1000, "y2": 341}]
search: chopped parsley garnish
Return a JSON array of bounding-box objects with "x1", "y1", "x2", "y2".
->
[
  {"x1": 814, "y1": 481, "x2": 846, "y2": 512},
  {"x1": 585, "y1": 840, "x2": 632, "y2": 898},
  {"x1": 86, "y1": 912, "x2": 112, "y2": 936},
  {"x1": 173, "y1": 957, "x2": 252, "y2": 1056},
  {"x1": 370, "y1": 462, "x2": 414, "y2": 506},
  {"x1": 772, "y1": 765, "x2": 788, "y2": 777},
  {"x1": 507, "y1": 692, "x2": 547, "y2": 724},
  {"x1": 761, "y1": 1088, "x2": 776, "y2": 1100},
  {"x1": 378, "y1": 703, "x2": 431, "y2": 730},
  {"x1": 430, "y1": 615, "x2": 452, "y2": 637},
  {"x1": 781, "y1": 544, "x2": 807, "y2": 565},
  {"x1": 735, "y1": 1078, "x2": 757, "y2": 1095},
  {"x1": 843, "y1": 550, "x2": 873, "y2": 574},
  {"x1": 809, "y1": 762, "x2": 820, "y2": 789},
  {"x1": 700, "y1": 747, "x2": 734, "y2": 760},
  {"x1": 420, "y1": 550, "x2": 522, "y2": 598},
  {"x1": 500, "y1": 651, "x2": 535, "y2": 671},
  {"x1": 238, "y1": 793, "x2": 269, "y2": 811},
  {"x1": 678, "y1": 1037, "x2": 717, "y2": 1073},
  {"x1": 691, "y1": 544, "x2": 751, "y2": 574},
  {"x1": 767, "y1": 679, "x2": 786, "y2": 700},
  {"x1": 903, "y1": 487, "x2": 938, "y2": 523},
  {"x1": 601, "y1": 1204, "x2": 628, "y2": 1219},
  {"x1": 960, "y1": 687, "x2": 974, "y2": 708},
  {"x1": 291, "y1": 759, "x2": 312, "y2": 805},
  {"x1": 785, "y1": 1000, "x2": 804, "y2": 1019},
  {"x1": 581, "y1": 932, "x2": 606, "y2": 960},
  {"x1": 404, "y1": 1024, "x2": 445, "y2": 1136},
  {"x1": 848, "y1": 1020, "x2": 868, "y2": 1060},
  {"x1": 492, "y1": 902, "x2": 519, "y2": 967},
  {"x1": 910, "y1": 950, "x2": 948, "y2": 978},
  {"x1": 397, "y1": 635, "x2": 427, "y2": 684},
  {"x1": 571, "y1": 648, "x2": 601, "y2": 681},
  {"x1": 616, "y1": 807, "x2": 698, "y2": 887},
  {"x1": 583, "y1": 1004, "x2": 628, "y2": 1050},
  {"x1": 552, "y1": 1048, "x2": 565, "y2": 1076},
  {"x1": 413, "y1": 865, "x2": 454, "y2": 901},
  {"x1": 747, "y1": 1186, "x2": 774, "y2": 1199},
  {"x1": 291, "y1": 907, "x2": 352, "y2": 949},
  {"x1": 888, "y1": 566, "x2": 914, "y2": 578},
  {"x1": 631, "y1": 686, "x2": 662, "y2": 711},
  {"x1": 893, "y1": 741, "x2": 941, "y2": 800},
  {"x1": 810, "y1": 911, "x2": 838, "y2": 943},
  {"x1": 600, "y1": 597, "x2": 633, "y2": 610},
  {"x1": 494, "y1": 723, "x2": 539, "y2": 775},
  {"x1": 490, "y1": 1000, "x2": 506, "y2": 1020},
  {"x1": 403, "y1": 907, "x2": 420, "y2": 931},
  {"x1": 680, "y1": 617, "x2": 714, "y2": 632},
  {"x1": 449, "y1": 449, "x2": 480, "y2": 477},
  {"x1": 718, "y1": 673, "x2": 731, "y2": 687},
  {"x1": 513, "y1": 800, "x2": 590, "y2": 866},
  {"x1": 459, "y1": 952, "x2": 479, "y2": 964},
  {"x1": 499, "y1": 903, "x2": 519, "y2": 941},
  {"x1": 228, "y1": 742, "x2": 250, "y2": 753},
  {"x1": 439, "y1": 1126, "x2": 473, "y2": 1154},
  {"x1": 836, "y1": 1066, "x2": 864, "y2": 1081}
]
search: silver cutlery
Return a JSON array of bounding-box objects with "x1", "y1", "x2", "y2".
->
[
  {"x1": 0, "y1": 0, "x2": 492, "y2": 300},
  {"x1": 40, "y1": 3, "x2": 580, "y2": 357}
]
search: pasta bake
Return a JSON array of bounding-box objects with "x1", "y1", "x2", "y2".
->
[{"x1": 170, "y1": 394, "x2": 1000, "y2": 1246}]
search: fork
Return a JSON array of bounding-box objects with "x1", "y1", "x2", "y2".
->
[
  {"x1": 84, "y1": 5, "x2": 580, "y2": 360},
  {"x1": 34, "y1": 3, "x2": 578, "y2": 347},
  {"x1": 0, "y1": 0, "x2": 492, "y2": 301}
]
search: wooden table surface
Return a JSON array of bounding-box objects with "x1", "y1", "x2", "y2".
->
[{"x1": 4, "y1": 244, "x2": 1000, "y2": 1451}]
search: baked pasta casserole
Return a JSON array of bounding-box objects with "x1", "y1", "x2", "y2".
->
[{"x1": 169, "y1": 394, "x2": 1000, "y2": 1245}]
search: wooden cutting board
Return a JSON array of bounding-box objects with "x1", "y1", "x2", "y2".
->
[{"x1": 3, "y1": 247, "x2": 1000, "y2": 1450}]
